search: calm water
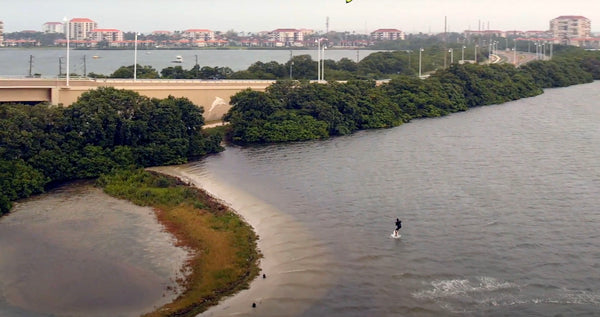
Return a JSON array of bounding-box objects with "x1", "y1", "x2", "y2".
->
[
  {"x1": 1, "y1": 82, "x2": 599, "y2": 317},
  {"x1": 0, "y1": 183, "x2": 188, "y2": 317},
  {"x1": 0, "y1": 48, "x2": 377, "y2": 78},
  {"x1": 183, "y1": 82, "x2": 599, "y2": 316}
]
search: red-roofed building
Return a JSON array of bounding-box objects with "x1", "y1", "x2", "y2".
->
[
  {"x1": 550, "y1": 15, "x2": 591, "y2": 45},
  {"x1": 523, "y1": 30, "x2": 551, "y2": 38},
  {"x1": 3, "y1": 39, "x2": 39, "y2": 47},
  {"x1": 68, "y1": 18, "x2": 97, "y2": 41},
  {"x1": 570, "y1": 37, "x2": 600, "y2": 48},
  {"x1": 182, "y1": 29, "x2": 214, "y2": 41},
  {"x1": 370, "y1": 29, "x2": 405, "y2": 41},
  {"x1": 505, "y1": 30, "x2": 525, "y2": 37},
  {"x1": 88, "y1": 28, "x2": 123, "y2": 42},
  {"x1": 268, "y1": 28, "x2": 306, "y2": 46},
  {"x1": 43, "y1": 22, "x2": 64, "y2": 34}
]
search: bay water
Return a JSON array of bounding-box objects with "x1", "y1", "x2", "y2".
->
[
  {"x1": 187, "y1": 81, "x2": 600, "y2": 316},
  {"x1": 0, "y1": 81, "x2": 598, "y2": 316},
  {"x1": 0, "y1": 48, "x2": 378, "y2": 78}
]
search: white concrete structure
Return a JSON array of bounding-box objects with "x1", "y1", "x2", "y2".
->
[
  {"x1": 43, "y1": 22, "x2": 64, "y2": 34},
  {"x1": 68, "y1": 18, "x2": 97, "y2": 41}
]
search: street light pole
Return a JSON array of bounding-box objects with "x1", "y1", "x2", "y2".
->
[
  {"x1": 322, "y1": 45, "x2": 326, "y2": 82},
  {"x1": 289, "y1": 50, "x2": 293, "y2": 79},
  {"x1": 418, "y1": 48, "x2": 424, "y2": 78},
  {"x1": 134, "y1": 32, "x2": 138, "y2": 81},
  {"x1": 513, "y1": 40, "x2": 517, "y2": 66},
  {"x1": 461, "y1": 46, "x2": 466, "y2": 64},
  {"x1": 449, "y1": 48, "x2": 454, "y2": 64},
  {"x1": 542, "y1": 42, "x2": 546, "y2": 60},
  {"x1": 316, "y1": 39, "x2": 321, "y2": 82},
  {"x1": 63, "y1": 17, "x2": 70, "y2": 86}
]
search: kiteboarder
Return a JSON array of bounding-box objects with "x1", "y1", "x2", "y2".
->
[{"x1": 394, "y1": 218, "x2": 402, "y2": 236}]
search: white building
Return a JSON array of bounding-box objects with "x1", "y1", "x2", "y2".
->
[
  {"x1": 43, "y1": 22, "x2": 64, "y2": 34},
  {"x1": 370, "y1": 29, "x2": 405, "y2": 41},
  {"x1": 88, "y1": 28, "x2": 123, "y2": 42},
  {"x1": 269, "y1": 28, "x2": 305, "y2": 45},
  {"x1": 182, "y1": 29, "x2": 214, "y2": 41},
  {"x1": 68, "y1": 18, "x2": 98, "y2": 41},
  {"x1": 550, "y1": 15, "x2": 591, "y2": 45}
]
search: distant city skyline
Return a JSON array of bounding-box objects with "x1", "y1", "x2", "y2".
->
[{"x1": 2, "y1": 0, "x2": 600, "y2": 34}]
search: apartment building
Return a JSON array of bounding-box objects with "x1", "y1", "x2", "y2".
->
[
  {"x1": 0, "y1": 21, "x2": 4, "y2": 46},
  {"x1": 269, "y1": 28, "x2": 305, "y2": 45},
  {"x1": 88, "y1": 28, "x2": 123, "y2": 42},
  {"x1": 550, "y1": 15, "x2": 591, "y2": 45},
  {"x1": 43, "y1": 22, "x2": 64, "y2": 34},
  {"x1": 182, "y1": 29, "x2": 215, "y2": 41},
  {"x1": 370, "y1": 29, "x2": 405, "y2": 41},
  {"x1": 68, "y1": 18, "x2": 98, "y2": 41}
]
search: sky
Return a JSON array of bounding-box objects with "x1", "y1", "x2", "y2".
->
[{"x1": 2, "y1": 0, "x2": 600, "y2": 34}]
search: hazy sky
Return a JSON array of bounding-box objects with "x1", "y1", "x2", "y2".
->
[{"x1": 2, "y1": 0, "x2": 600, "y2": 34}]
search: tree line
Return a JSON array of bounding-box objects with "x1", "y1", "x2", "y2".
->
[
  {"x1": 88, "y1": 48, "x2": 465, "y2": 81},
  {"x1": 223, "y1": 48, "x2": 600, "y2": 144},
  {"x1": 0, "y1": 88, "x2": 223, "y2": 215}
]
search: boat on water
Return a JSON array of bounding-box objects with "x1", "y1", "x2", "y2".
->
[{"x1": 172, "y1": 55, "x2": 183, "y2": 63}]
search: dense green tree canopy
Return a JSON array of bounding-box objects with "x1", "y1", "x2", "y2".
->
[
  {"x1": 224, "y1": 49, "x2": 600, "y2": 145},
  {"x1": 0, "y1": 88, "x2": 222, "y2": 215},
  {"x1": 110, "y1": 64, "x2": 160, "y2": 79}
]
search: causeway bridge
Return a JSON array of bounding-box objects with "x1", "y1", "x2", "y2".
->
[{"x1": 0, "y1": 79, "x2": 275, "y2": 121}]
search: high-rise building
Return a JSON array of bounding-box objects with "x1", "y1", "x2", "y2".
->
[
  {"x1": 0, "y1": 21, "x2": 4, "y2": 46},
  {"x1": 550, "y1": 15, "x2": 591, "y2": 45},
  {"x1": 43, "y1": 22, "x2": 64, "y2": 34},
  {"x1": 68, "y1": 18, "x2": 97, "y2": 41}
]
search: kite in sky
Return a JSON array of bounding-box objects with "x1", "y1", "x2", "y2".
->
[{"x1": 346, "y1": 0, "x2": 353, "y2": 3}]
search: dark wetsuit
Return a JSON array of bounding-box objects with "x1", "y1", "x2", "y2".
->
[{"x1": 395, "y1": 219, "x2": 402, "y2": 231}]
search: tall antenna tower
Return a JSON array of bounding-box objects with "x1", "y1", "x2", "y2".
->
[{"x1": 326, "y1": 16, "x2": 329, "y2": 34}]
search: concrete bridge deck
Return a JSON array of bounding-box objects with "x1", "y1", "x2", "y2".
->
[{"x1": 0, "y1": 79, "x2": 275, "y2": 121}]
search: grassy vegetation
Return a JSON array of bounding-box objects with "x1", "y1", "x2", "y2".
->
[{"x1": 96, "y1": 168, "x2": 260, "y2": 317}]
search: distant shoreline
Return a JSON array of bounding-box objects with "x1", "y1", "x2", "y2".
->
[{"x1": 0, "y1": 46, "x2": 368, "y2": 51}]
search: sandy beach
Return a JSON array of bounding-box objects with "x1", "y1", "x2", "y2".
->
[{"x1": 151, "y1": 165, "x2": 335, "y2": 317}]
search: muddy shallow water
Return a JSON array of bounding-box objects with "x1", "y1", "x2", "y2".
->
[{"x1": 0, "y1": 182, "x2": 189, "y2": 317}]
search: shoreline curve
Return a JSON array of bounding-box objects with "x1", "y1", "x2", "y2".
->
[{"x1": 151, "y1": 163, "x2": 336, "y2": 316}]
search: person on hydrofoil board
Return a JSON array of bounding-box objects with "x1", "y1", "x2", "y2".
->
[{"x1": 394, "y1": 218, "x2": 402, "y2": 236}]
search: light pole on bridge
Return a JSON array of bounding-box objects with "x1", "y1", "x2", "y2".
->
[
  {"x1": 418, "y1": 48, "x2": 424, "y2": 78},
  {"x1": 63, "y1": 17, "x2": 70, "y2": 86}
]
